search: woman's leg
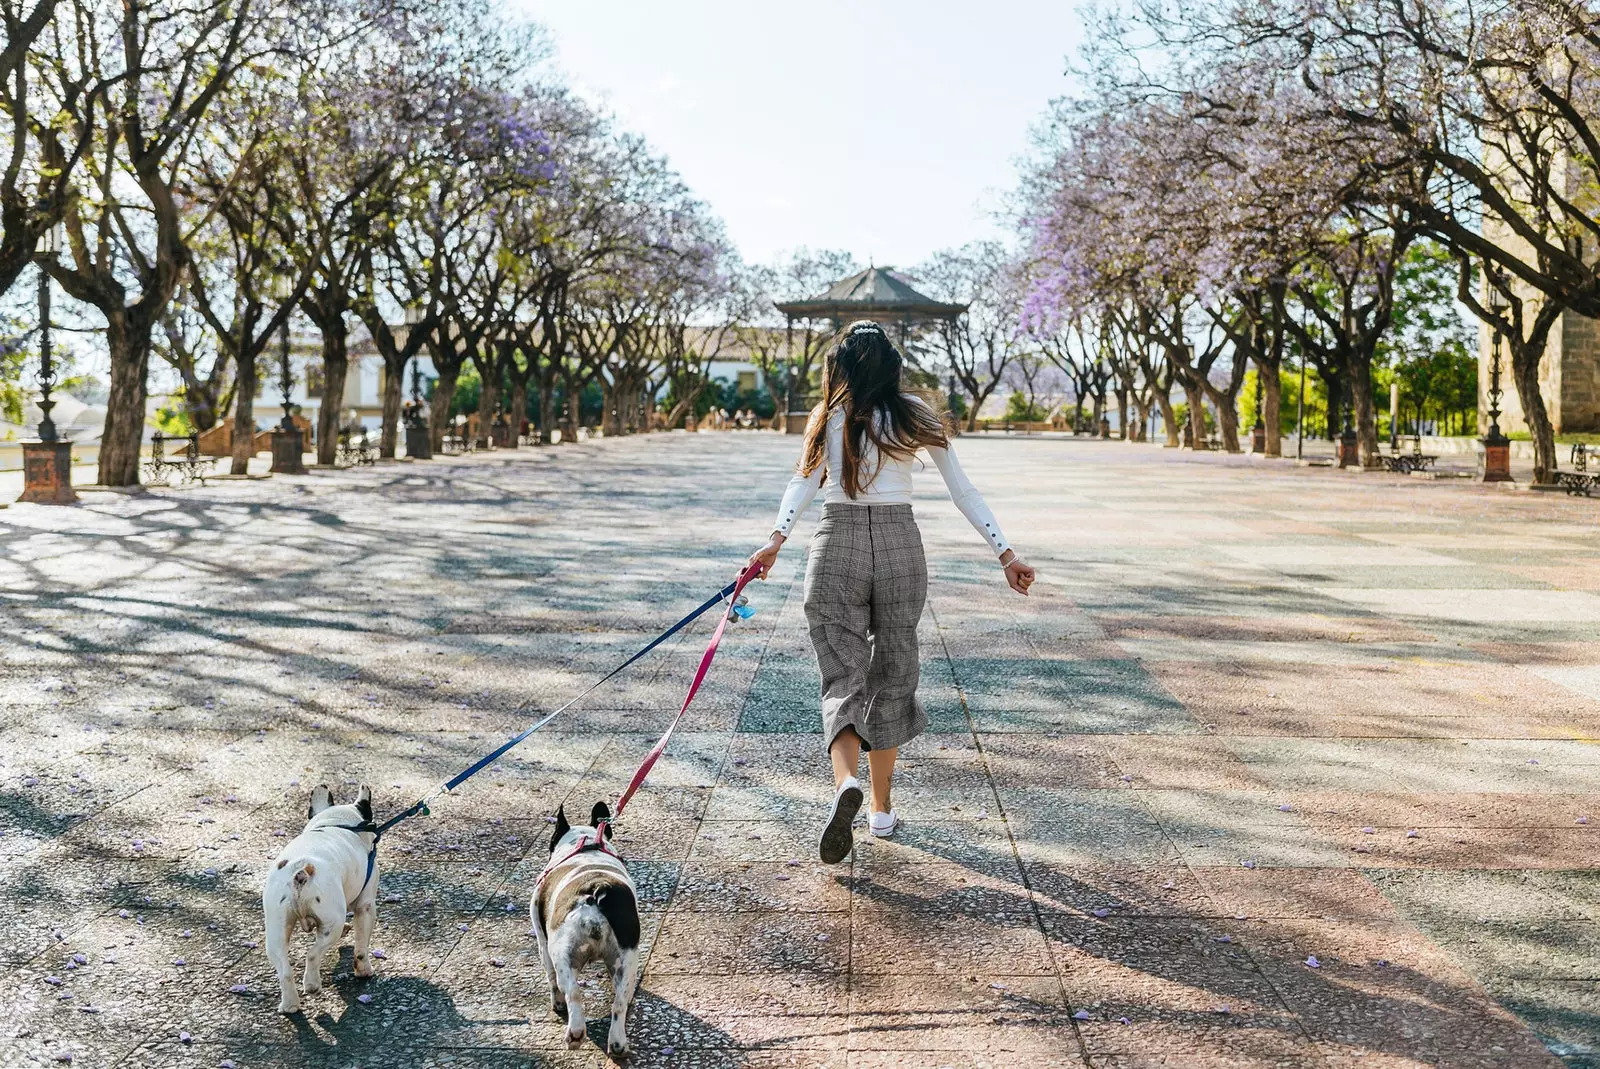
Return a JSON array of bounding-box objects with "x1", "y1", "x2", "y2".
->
[
  {"x1": 829, "y1": 727, "x2": 862, "y2": 789},
  {"x1": 865, "y1": 746, "x2": 896, "y2": 813}
]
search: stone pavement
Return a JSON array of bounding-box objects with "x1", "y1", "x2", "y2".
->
[{"x1": 1, "y1": 434, "x2": 1597, "y2": 1069}]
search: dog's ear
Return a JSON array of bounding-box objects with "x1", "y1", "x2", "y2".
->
[
  {"x1": 548, "y1": 805, "x2": 570, "y2": 854},
  {"x1": 590, "y1": 801, "x2": 611, "y2": 837},
  {"x1": 308, "y1": 783, "x2": 333, "y2": 818},
  {"x1": 355, "y1": 784, "x2": 373, "y2": 823}
]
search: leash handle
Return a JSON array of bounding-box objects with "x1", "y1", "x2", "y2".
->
[{"x1": 613, "y1": 562, "x2": 762, "y2": 820}]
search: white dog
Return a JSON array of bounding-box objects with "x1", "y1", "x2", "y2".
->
[
  {"x1": 532, "y1": 802, "x2": 641, "y2": 1057},
  {"x1": 264, "y1": 783, "x2": 380, "y2": 1014}
]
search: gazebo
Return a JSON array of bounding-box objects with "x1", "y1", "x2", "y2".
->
[
  {"x1": 772, "y1": 266, "x2": 967, "y2": 430},
  {"x1": 774, "y1": 265, "x2": 967, "y2": 344}
]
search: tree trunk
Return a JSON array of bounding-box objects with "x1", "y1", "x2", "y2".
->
[
  {"x1": 315, "y1": 327, "x2": 348, "y2": 467},
  {"x1": 379, "y1": 355, "x2": 405, "y2": 459},
  {"x1": 1349, "y1": 348, "x2": 1380, "y2": 466},
  {"x1": 98, "y1": 315, "x2": 153, "y2": 486},
  {"x1": 538, "y1": 365, "x2": 556, "y2": 444},
  {"x1": 564, "y1": 373, "x2": 581, "y2": 441},
  {"x1": 1156, "y1": 391, "x2": 1179, "y2": 447},
  {"x1": 1512, "y1": 343, "x2": 1557, "y2": 483},
  {"x1": 1262, "y1": 358, "x2": 1282, "y2": 457},
  {"x1": 475, "y1": 356, "x2": 499, "y2": 448},
  {"x1": 1215, "y1": 397, "x2": 1241, "y2": 453},
  {"x1": 430, "y1": 363, "x2": 459, "y2": 452},
  {"x1": 231, "y1": 348, "x2": 256, "y2": 476},
  {"x1": 1183, "y1": 382, "x2": 1206, "y2": 450},
  {"x1": 601, "y1": 378, "x2": 619, "y2": 436},
  {"x1": 507, "y1": 377, "x2": 527, "y2": 449},
  {"x1": 1115, "y1": 387, "x2": 1129, "y2": 440}
]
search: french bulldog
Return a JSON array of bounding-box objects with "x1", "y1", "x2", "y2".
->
[
  {"x1": 263, "y1": 783, "x2": 379, "y2": 1014},
  {"x1": 532, "y1": 802, "x2": 641, "y2": 1056}
]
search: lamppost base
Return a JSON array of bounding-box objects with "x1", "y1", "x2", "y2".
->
[
  {"x1": 271, "y1": 429, "x2": 307, "y2": 474},
  {"x1": 405, "y1": 424, "x2": 432, "y2": 460},
  {"x1": 1338, "y1": 431, "x2": 1360, "y2": 468},
  {"x1": 1480, "y1": 435, "x2": 1513, "y2": 482},
  {"x1": 1251, "y1": 424, "x2": 1266, "y2": 454},
  {"x1": 18, "y1": 440, "x2": 77, "y2": 505}
]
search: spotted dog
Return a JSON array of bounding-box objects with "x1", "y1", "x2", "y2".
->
[
  {"x1": 532, "y1": 802, "x2": 641, "y2": 1056},
  {"x1": 263, "y1": 784, "x2": 379, "y2": 1014}
]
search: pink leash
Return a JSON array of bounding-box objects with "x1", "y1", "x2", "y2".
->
[{"x1": 605, "y1": 561, "x2": 762, "y2": 829}]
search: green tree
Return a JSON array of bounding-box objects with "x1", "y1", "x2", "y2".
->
[
  {"x1": 0, "y1": 315, "x2": 25, "y2": 425},
  {"x1": 1380, "y1": 242, "x2": 1477, "y2": 437}
]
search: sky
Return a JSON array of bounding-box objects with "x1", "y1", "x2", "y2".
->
[{"x1": 511, "y1": 0, "x2": 1086, "y2": 271}]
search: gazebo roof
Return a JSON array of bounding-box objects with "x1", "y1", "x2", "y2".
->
[{"x1": 774, "y1": 266, "x2": 967, "y2": 323}]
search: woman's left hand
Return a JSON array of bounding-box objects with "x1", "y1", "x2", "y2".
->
[{"x1": 999, "y1": 550, "x2": 1036, "y2": 596}]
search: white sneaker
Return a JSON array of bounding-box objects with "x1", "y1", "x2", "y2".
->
[
  {"x1": 868, "y1": 810, "x2": 899, "y2": 838},
  {"x1": 819, "y1": 776, "x2": 863, "y2": 864}
]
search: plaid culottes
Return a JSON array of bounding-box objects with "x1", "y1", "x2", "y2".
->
[{"x1": 803, "y1": 503, "x2": 929, "y2": 752}]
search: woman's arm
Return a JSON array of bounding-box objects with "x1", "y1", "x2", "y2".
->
[
  {"x1": 927, "y1": 442, "x2": 1009, "y2": 555},
  {"x1": 774, "y1": 466, "x2": 824, "y2": 541},
  {"x1": 750, "y1": 465, "x2": 824, "y2": 579},
  {"x1": 928, "y1": 442, "x2": 1036, "y2": 595}
]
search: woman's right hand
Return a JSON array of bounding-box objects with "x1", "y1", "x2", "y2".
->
[{"x1": 749, "y1": 532, "x2": 786, "y2": 580}]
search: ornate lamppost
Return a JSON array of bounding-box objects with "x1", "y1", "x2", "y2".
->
[
  {"x1": 1251, "y1": 366, "x2": 1266, "y2": 454},
  {"x1": 403, "y1": 307, "x2": 432, "y2": 460},
  {"x1": 1481, "y1": 285, "x2": 1513, "y2": 482},
  {"x1": 19, "y1": 225, "x2": 76, "y2": 505},
  {"x1": 269, "y1": 278, "x2": 306, "y2": 474}
]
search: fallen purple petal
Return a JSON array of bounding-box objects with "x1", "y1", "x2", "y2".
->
[
  {"x1": 1305, "y1": 955, "x2": 1321, "y2": 968},
  {"x1": 1073, "y1": 1009, "x2": 1090, "y2": 1021},
  {"x1": 357, "y1": 993, "x2": 373, "y2": 1004}
]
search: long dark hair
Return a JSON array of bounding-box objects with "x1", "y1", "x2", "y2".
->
[{"x1": 799, "y1": 320, "x2": 950, "y2": 497}]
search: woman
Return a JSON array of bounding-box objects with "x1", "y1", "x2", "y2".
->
[{"x1": 748, "y1": 320, "x2": 1035, "y2": 865}]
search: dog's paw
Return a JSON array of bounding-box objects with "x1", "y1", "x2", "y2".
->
[
  {"x1": 278, "y1": 997, "x2": 301, "y2": 1015},
  {"x1": 302, "y1": 979, "x2": 322, "y2": 996},
  {"x1": 565, "y1": 1024, "x2": 585, "y2": 1050},
  {"x1": 551, "y1": 999, "x2": 568, "y2": 1021},
  {"x1": 606, "y1": 1031, "x2": 630, "y2": 1058},
  {"x1": 353, "y1": 957, "x2": 375, "y2": 979}
]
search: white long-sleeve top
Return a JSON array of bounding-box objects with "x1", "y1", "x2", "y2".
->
[{"x1": 773, "y1": 404, "x2": 1010, "y2": 556}]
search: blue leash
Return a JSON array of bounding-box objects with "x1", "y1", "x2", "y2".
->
[{"x1": 373, "y1": 575, "x2": 750, "y2": 838}]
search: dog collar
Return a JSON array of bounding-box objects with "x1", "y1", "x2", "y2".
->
[{"x1": 535, "y1": 834, "x2": 619, "y2": 893}]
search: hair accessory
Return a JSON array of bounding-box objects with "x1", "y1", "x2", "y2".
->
[{"x1": 849, "y1": 324, "x2": 883, "y2": 336}]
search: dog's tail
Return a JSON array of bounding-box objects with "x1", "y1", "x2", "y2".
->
[{"x1": 276, "y1": 857, "x2": 317, "y2": 906}]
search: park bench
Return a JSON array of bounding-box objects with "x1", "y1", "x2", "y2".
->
[
  {"x1": 337, "y1": 428, "x2": 378, "y2": 467},
  {"x1": 1553, "y1": 443, "x2": 1599, "y2": 497},
  {"x1": 1376, "y1": 437, "x2": 1439, "y2": 474},
  {"x1": 974, "y1": 419, "x2": 1057, "y2": 434},
  {"x1": 143, "y1": 432, "x2": 208, "y2": 486}
]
